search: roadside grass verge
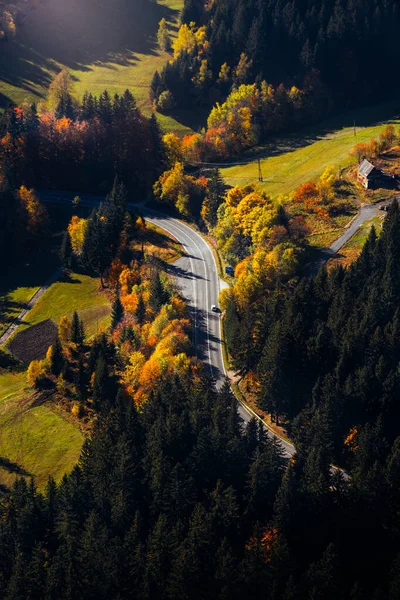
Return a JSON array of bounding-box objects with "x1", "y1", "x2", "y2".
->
[
  {"x1": 0, "y1": 369, "x2": 84, "y2": 492},
  {"x1": 136, "y1": 222, "x2": 185, "y2": 264}
]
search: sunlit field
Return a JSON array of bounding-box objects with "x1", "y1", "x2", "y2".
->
[{"x1": 0, "y1": 0, "x2": 191, "y2": 133}]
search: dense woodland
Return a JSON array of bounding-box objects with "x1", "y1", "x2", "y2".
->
[
  {"x1": 3, "y1": 0, "x2": 400, "y2": 595},
  {"x1": 151, "y1": 0, "x2": 400, "y2": 155},
  {"x1": 225, "y1": 200, "x2": 400, "y2": 462},
  {"x1": 4, "y1": 344, "x2": 400, "y2": 598},
  {"x1": 0, "y1": 84, "x2": 165, "y2": 267}
]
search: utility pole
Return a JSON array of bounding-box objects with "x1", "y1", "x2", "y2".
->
[
  {"x1": 257, "y1": 158, "x2": 263, "y2": 182},
  {"x1": 354, "y1": 120, "x2": 356, "y2": 137}
]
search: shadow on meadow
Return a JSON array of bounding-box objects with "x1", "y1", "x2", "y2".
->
[{"x1": 0, "y1": 0, "x2": 179, "y2": 108}]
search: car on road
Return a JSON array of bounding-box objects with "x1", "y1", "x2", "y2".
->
[
  {"x1": 211, "y1": 305, "x2": 220, "y2": 313},
  {"x1": 380, "y1": 205, "x2": 389, "y2": 211}
]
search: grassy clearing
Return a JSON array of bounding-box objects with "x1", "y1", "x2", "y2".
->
[
  {"x1": 0, "y1": 0, "x2": 190, "y2": 134},
  {"x1": 7, "y1": 272, "x2": 111, "y2": 343},
  {"x1": 0, "y1": 238, "x2": 62, "y2": 338},
  {"x1": 136, "y1": 222, "x2": 184, "y2": 263},
  {"x1": 222, "y1": 116, "x2": 400, "y2": 197},
  {"x1": 328, "y1": 215, "x2": 384, "y2": 269},
  {"x1": 0, "y1": 369, "x2": 83, "y2": 492}
]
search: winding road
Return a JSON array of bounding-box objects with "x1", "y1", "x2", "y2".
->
[{"x1": 4, "y1": 190, "x2": 392, "y2": 459}]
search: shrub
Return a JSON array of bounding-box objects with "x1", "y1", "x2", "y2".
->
[
  {"x1": 156, "y1": 91, "x2": 176, "y2": 113},
  {"x1": 27, "y1": 359, "x2": 48, "y2": 388}
]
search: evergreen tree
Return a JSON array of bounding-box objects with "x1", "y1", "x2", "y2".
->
[
  {"x1": 81, "y1": 209, "x2": 110, "y2": 287},
  {"x1": 148, "y1": 272, "x2": 167, "y2": 314},
  {"x1": 204, "y1": 169, "x2": 225, "y2": 228},
  {"x1": 111, "y1": 291, "x2": 124, "y2": 329},
  {"x1": 103, "y1": 177, "x2": 128, "y2": 254},
  {"x1": 50, "y1": 337, "x2": 64, "y2": 376},
  {"x1": 60, "y1": 230, "x2": 73, "y2": 269},
  {"x1": 70, "y1": 311, "x2": 84, "y2": 345},
  {"x1": 136, "y1": 294, "x2": 146, "y2": 325},
  {"x1": 92, "y1": 355, "x2": 113, "y2": 412}
]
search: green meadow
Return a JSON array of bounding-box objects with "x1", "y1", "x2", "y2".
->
[
  {"x1": 0, "y1": 0, "x2": 191, "y2": 133},
  {"x1": 221, "y1": 111, "x2": 400, "y2": 197}
]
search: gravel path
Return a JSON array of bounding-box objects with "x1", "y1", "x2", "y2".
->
[{"x1": 0, "y1": 268, "x2": 63, "y2": 348}]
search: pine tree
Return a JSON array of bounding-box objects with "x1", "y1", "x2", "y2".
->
[
  {"x1": 50, "y1": 337, "x2": 64, "y2": 376},
  {"x1": 103, "y1": 177, "x2": 128, "y2": 254},
  {"x1": 92, "y1": 355, "x2": 112, "y2": 411},
  {"x1": 136, "y1": 294, "x2": 146, "y2": 325},
  {"x1": 70, "y1": 311, "x2": 84, "y2": 345},
  {"x1": 150, "y1": 70, "x2": 163, "y2": 104},
  {"x1": 60, "y1": 230, "x2": 73, "y2": 269},
  {"x1": 81, "y1": 209, "x2": 110, "y2": 287},
  {"x1": 203, "y1": 169, "x2": 225, "y2": 228},
  {"x1": 111, "y1": 291, "x2": 124, "y2": 329},
  {"x1": 149, "y1": 272, "x2": 167, "y2": 314},
  {"x1": 149, "y1": 113, "x2": 166, "y2": 176}
]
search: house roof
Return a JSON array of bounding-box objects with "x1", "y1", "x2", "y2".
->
[{"x1": 358, "y1": 159, "x2": 377, "y2": 177}]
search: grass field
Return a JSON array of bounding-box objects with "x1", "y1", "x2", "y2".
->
[
  {"x1": 8, "y1": 271, "x2": 111, "y2": 343},
  {"x1": 221, "y1": 114, "x2": 400, "y2": 198},
  {"x1": 0, "y1": 0, "x2": 191, "y2": 133},
  {"x1": 0, "y1": 238, "x2": 62, "y2": 337},
  {"x1": 0, "y1": 369, "x2": 84, "y2": 492}
]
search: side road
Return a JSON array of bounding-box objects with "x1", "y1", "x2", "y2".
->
[{"x1": 0, "y1": 268, "x2": 63, "y2": 347}]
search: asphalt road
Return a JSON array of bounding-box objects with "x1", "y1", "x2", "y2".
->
[
  {"x1": 38, "y1": 191, "x2": 296, "y2": 457},
  {"x1": 311, "y1": 198, "x2": 392, "y2": 274},
  {"x1": 143, "y1": 209, "x2": 296, "y2": 457},
  {"x1": 30, "y1": 190, "x2": 397, "y2": 463}
]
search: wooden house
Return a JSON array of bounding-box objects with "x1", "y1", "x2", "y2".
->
[{"x1": 357, "y1": 159, "x2": 382, "y2": 189}]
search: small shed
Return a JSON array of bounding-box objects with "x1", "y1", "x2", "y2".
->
[{"x1": 357, "y1": 159, "x2": 382, "y2": 189}]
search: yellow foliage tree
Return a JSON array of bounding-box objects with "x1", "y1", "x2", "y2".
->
[
  {"x1": 47, "y1": 69, "x2": 74, "y2": 110},
  {"x1": 122, "y1": 351, "x2": 146, "y2": 389},
  {"x1": 173, "y1": 23, "x2": 196, "y2": 58},
  {"x1": 27, "y1": 360, "x2": 46, "y2": 388},
  {"x1": 163, "y1": 133, "x2": 182, "y2": 165},
  {"x1": 317, "y1": 165, "x2": 336, "y2": 204},
  {"x1": 67, "y1": 216, "x2": 87, "y2": 254},
  {"x1": 18, "y1": 186, "x2": 48, "y2": 235},
  {"x1": 58, "y1": 315, "x2": 71, "y2": 345}
]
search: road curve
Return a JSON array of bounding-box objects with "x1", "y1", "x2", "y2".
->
[
  {"x1": 143, "y1": 209, "x2": 295, "y2": 457},
  {"x1": 37, "y1": 191, "x2": 295, "y2": 457}
]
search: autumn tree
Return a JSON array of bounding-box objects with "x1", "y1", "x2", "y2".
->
[
  {"x1": 47, "y1": 69, "x2": 75, "y2": 111},
  {"x1": 68, "y1": 216, "x2": 87, "y2": 254},
  {"x1": 173, "y1": 23, "x2": 196, "y2": 58},
  {"x1": 17, "y1": 186, "x2": 48, "y2": 236}
]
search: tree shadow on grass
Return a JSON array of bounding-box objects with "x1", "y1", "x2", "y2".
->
[
  {"x1": 220, "y1": 101, "x2": 400, "y2": 171},
  {"x1": 0, "y1": 482, "x2": 10, "y2": 495},
  {"x1": 0, "y1": 0, "x2": 180, "y2": 102},
  {"x1": 0, "y1": 457, "x2": 31, "y2": 477}
]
